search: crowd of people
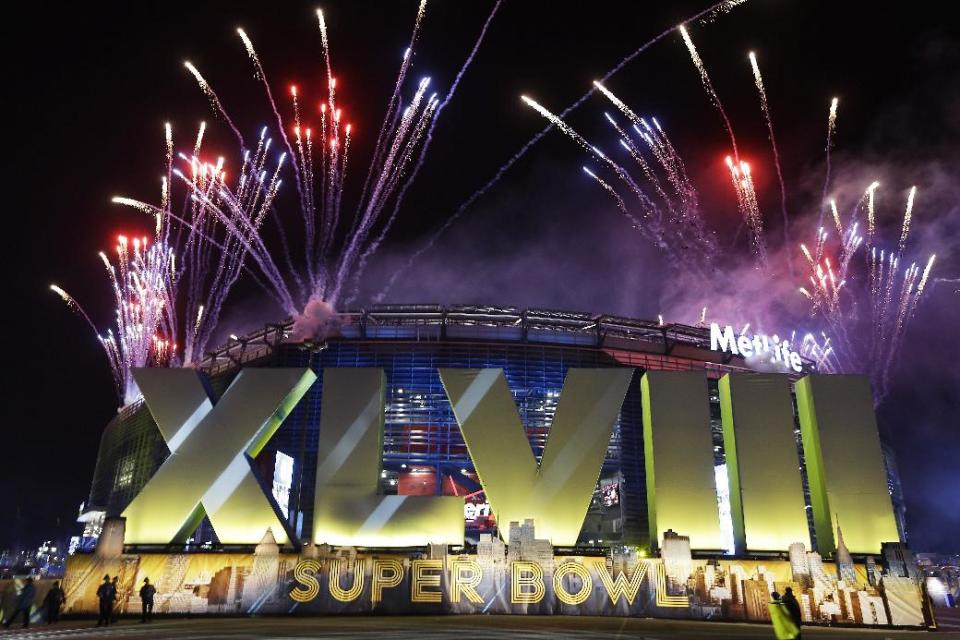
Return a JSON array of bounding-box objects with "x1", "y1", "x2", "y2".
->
[
  {"x1": 1, "y1": 574, "x2": 155, "y2": 629},
  {"x1": 95, "y1": 574, "x2": 156, "y2": 626},
  {"x1": 4, "y1": 574, "x2": 814, "y2": 637},
  {"x1": 2, "y1": 578, "x2": 64, "y2": 629}
]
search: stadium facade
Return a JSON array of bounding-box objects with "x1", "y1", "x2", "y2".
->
[
  {"x1": 83, "y1": 303, "x2": 884, "y2": 554},
  {"x1": 63, "y1": 304, "x2": 935, "y2": 625}
]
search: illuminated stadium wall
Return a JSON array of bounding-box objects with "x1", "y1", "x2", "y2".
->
[
  {"x1": 84, "y1": 305, "x2": 890, "y2": 554},
  {"x1": 90, "y1": 339, "x2": 660, "y2": 548}
]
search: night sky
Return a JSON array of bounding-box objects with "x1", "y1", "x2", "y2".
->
[{"x1": 3, "y1": 1, "x2": 958, "y2": 553}]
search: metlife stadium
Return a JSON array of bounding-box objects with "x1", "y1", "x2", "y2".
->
[{"x1": 83, "y1": 303, "x2": 823, "y2": 551}]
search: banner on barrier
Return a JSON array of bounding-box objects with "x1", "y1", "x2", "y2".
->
[{"x1": 61, "y1": 546, "x2": 925, "y2": 626}]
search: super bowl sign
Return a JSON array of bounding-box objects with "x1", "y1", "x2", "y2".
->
[
  {"x1": 287, "y1": 553, "x2": 654, "y2": 610},
  {"x1": 119, "y1": 366, "x2": 899, "y2": 557},
  {"x1": 61, "y1": 550, "x2": 927, "y2": 626}
]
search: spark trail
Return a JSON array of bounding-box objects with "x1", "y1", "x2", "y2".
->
[
  {"x1": 818, "y1": 97, "x2": 839, "y2": 229},
  {"x1": 592, "y1": 84, "x2": 716, "y2": 271},
  {"x1": 520, "y1": 95, "x2": 653, "y2": 214},
  {"x1": 49, "y1": 285, "x2": 99, "y2": 335},
  {"x1": 725, "y1": 156, "x2": 768, "y2": 265},
  {"x1": 117, "y1": 122, "x2": 288, "y2": 362},
  {"x1": 583, "y1": 167, "x2": 629, "y2": 217},
  {"x1": 679, "y1": 25, "x2": 739, "y2": 161},
  {"x1": 898, "y1": 186, "x2": 916, "y2": 256},
  {"x1": 521, "y1": 94, "x2": 725, "y2": 275},
  {"x1": 748, "y1": 51, "x2": 791, "y2": 272}
]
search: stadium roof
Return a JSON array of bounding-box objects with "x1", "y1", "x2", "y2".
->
[{"x1": 198, "y1": 304, "x2": 817, "y2": 376}]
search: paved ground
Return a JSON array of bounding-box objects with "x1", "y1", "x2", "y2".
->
[{"x1": 0, "y1": 616, "x2": 957, "y2": 640}]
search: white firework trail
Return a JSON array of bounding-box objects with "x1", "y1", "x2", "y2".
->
[
  {"x1": 679, "y1": 25, "x2": 740, "y2": 161},
  {"x1": 522, "y1": 94, "x2": 710, "y2": 269},
  {"x1": 522, "y1": 92, "x2": 730, "y2": 277},
  {"x1": 866, "y1": 180, "x2": 880, "y2": 245},
  {"x1": 183, "y1": 63, "x2": 245, "y2": 148},
  {"x1": 521, "y1": 95, "x2": 656, "y2": 216},
  {"x1": 595, "y1": 82, "x2": 702, "y2": 225},
  {"x1": 830, "y1": 199, "x2": 843, "y2": 237},
  {"x1": 698, "y1": 0, "x2": 751, "y2": 24},
  {"x1": 582, "y1": 167, "x2": 630, "y2": 218},
  {"x1": 50, "y1": 285, "x2": 99, "y2": 335},
  {"x1": 818, "y1": 97, "x2": 839, "y2": 229},
  {"x1": 748, "y1": 51, "x2": 791, "y2": 271},
  {"x1": 725, "y1": 156, "x2": 768, "y2": 265},
  {"x1": 897, "y1": 185, "x2": 916, "y2": 256}
]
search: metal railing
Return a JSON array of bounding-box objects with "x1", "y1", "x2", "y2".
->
[{"x1": 197, "y1": 304, "x2": 816, "y2": 375}]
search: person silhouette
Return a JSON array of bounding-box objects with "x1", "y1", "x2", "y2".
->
[
  {"x1": 139, "y1": 577, "x2": 156, "y2": 623},
  {"x1": 44, "y1": 580, "x2": 66, "y2": 624},
  {"x1": 781, "y1": 587, "x2": 803, "y2": 639},
  {"x1": 768, "y1": 590, "x2": 801, "y2": 640},
  {"x1": 2, "y1": 577, "x2": 36, "y2": 629},
  {"x1": 95, "y1": 575, "x2": 113, "y2": 627}
]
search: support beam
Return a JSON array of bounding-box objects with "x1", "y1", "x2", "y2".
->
[
  {"x1": 795, "y1": 374, "x2": 900, "y2": 555},
  {"x1": 641, "y1": 371, "x2": 723, "y2": 551},
  {"x1": 719, "y1": 373, "x2": 810, "y2": 553}
]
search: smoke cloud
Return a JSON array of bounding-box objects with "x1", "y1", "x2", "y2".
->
[{"x1": 291, "y1": 297, "x2": 343, "y2": 341}]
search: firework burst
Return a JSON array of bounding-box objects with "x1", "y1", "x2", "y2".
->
[
  {"x1": 52, "y1": 234, "x2": 176, "y2": 404},
  {"x1": 521, "y1": 22, "x2": 939, "y2": 403},
  {"x1": 800, "y1": 186, "x2": 937, "y2": 401},
  {"x1": 53, "y1": 3, "x2": 503, "y2": 404},
  {"x1": 376, "y1": 0, "x2": 751, "y2": 302},
  {"x1": 165, "y1": 1, "x2": 503, "y2": 338},
  {"x1": 112, "y1": 120, "x2": 285, "y2": 366},
  {"x1": 522, "y1": 86, "x2": 718, "y2": 280}
]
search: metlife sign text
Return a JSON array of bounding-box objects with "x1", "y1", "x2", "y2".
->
[{"x1": 709, "y1": 322, "x2": 804, "y2": 373}]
